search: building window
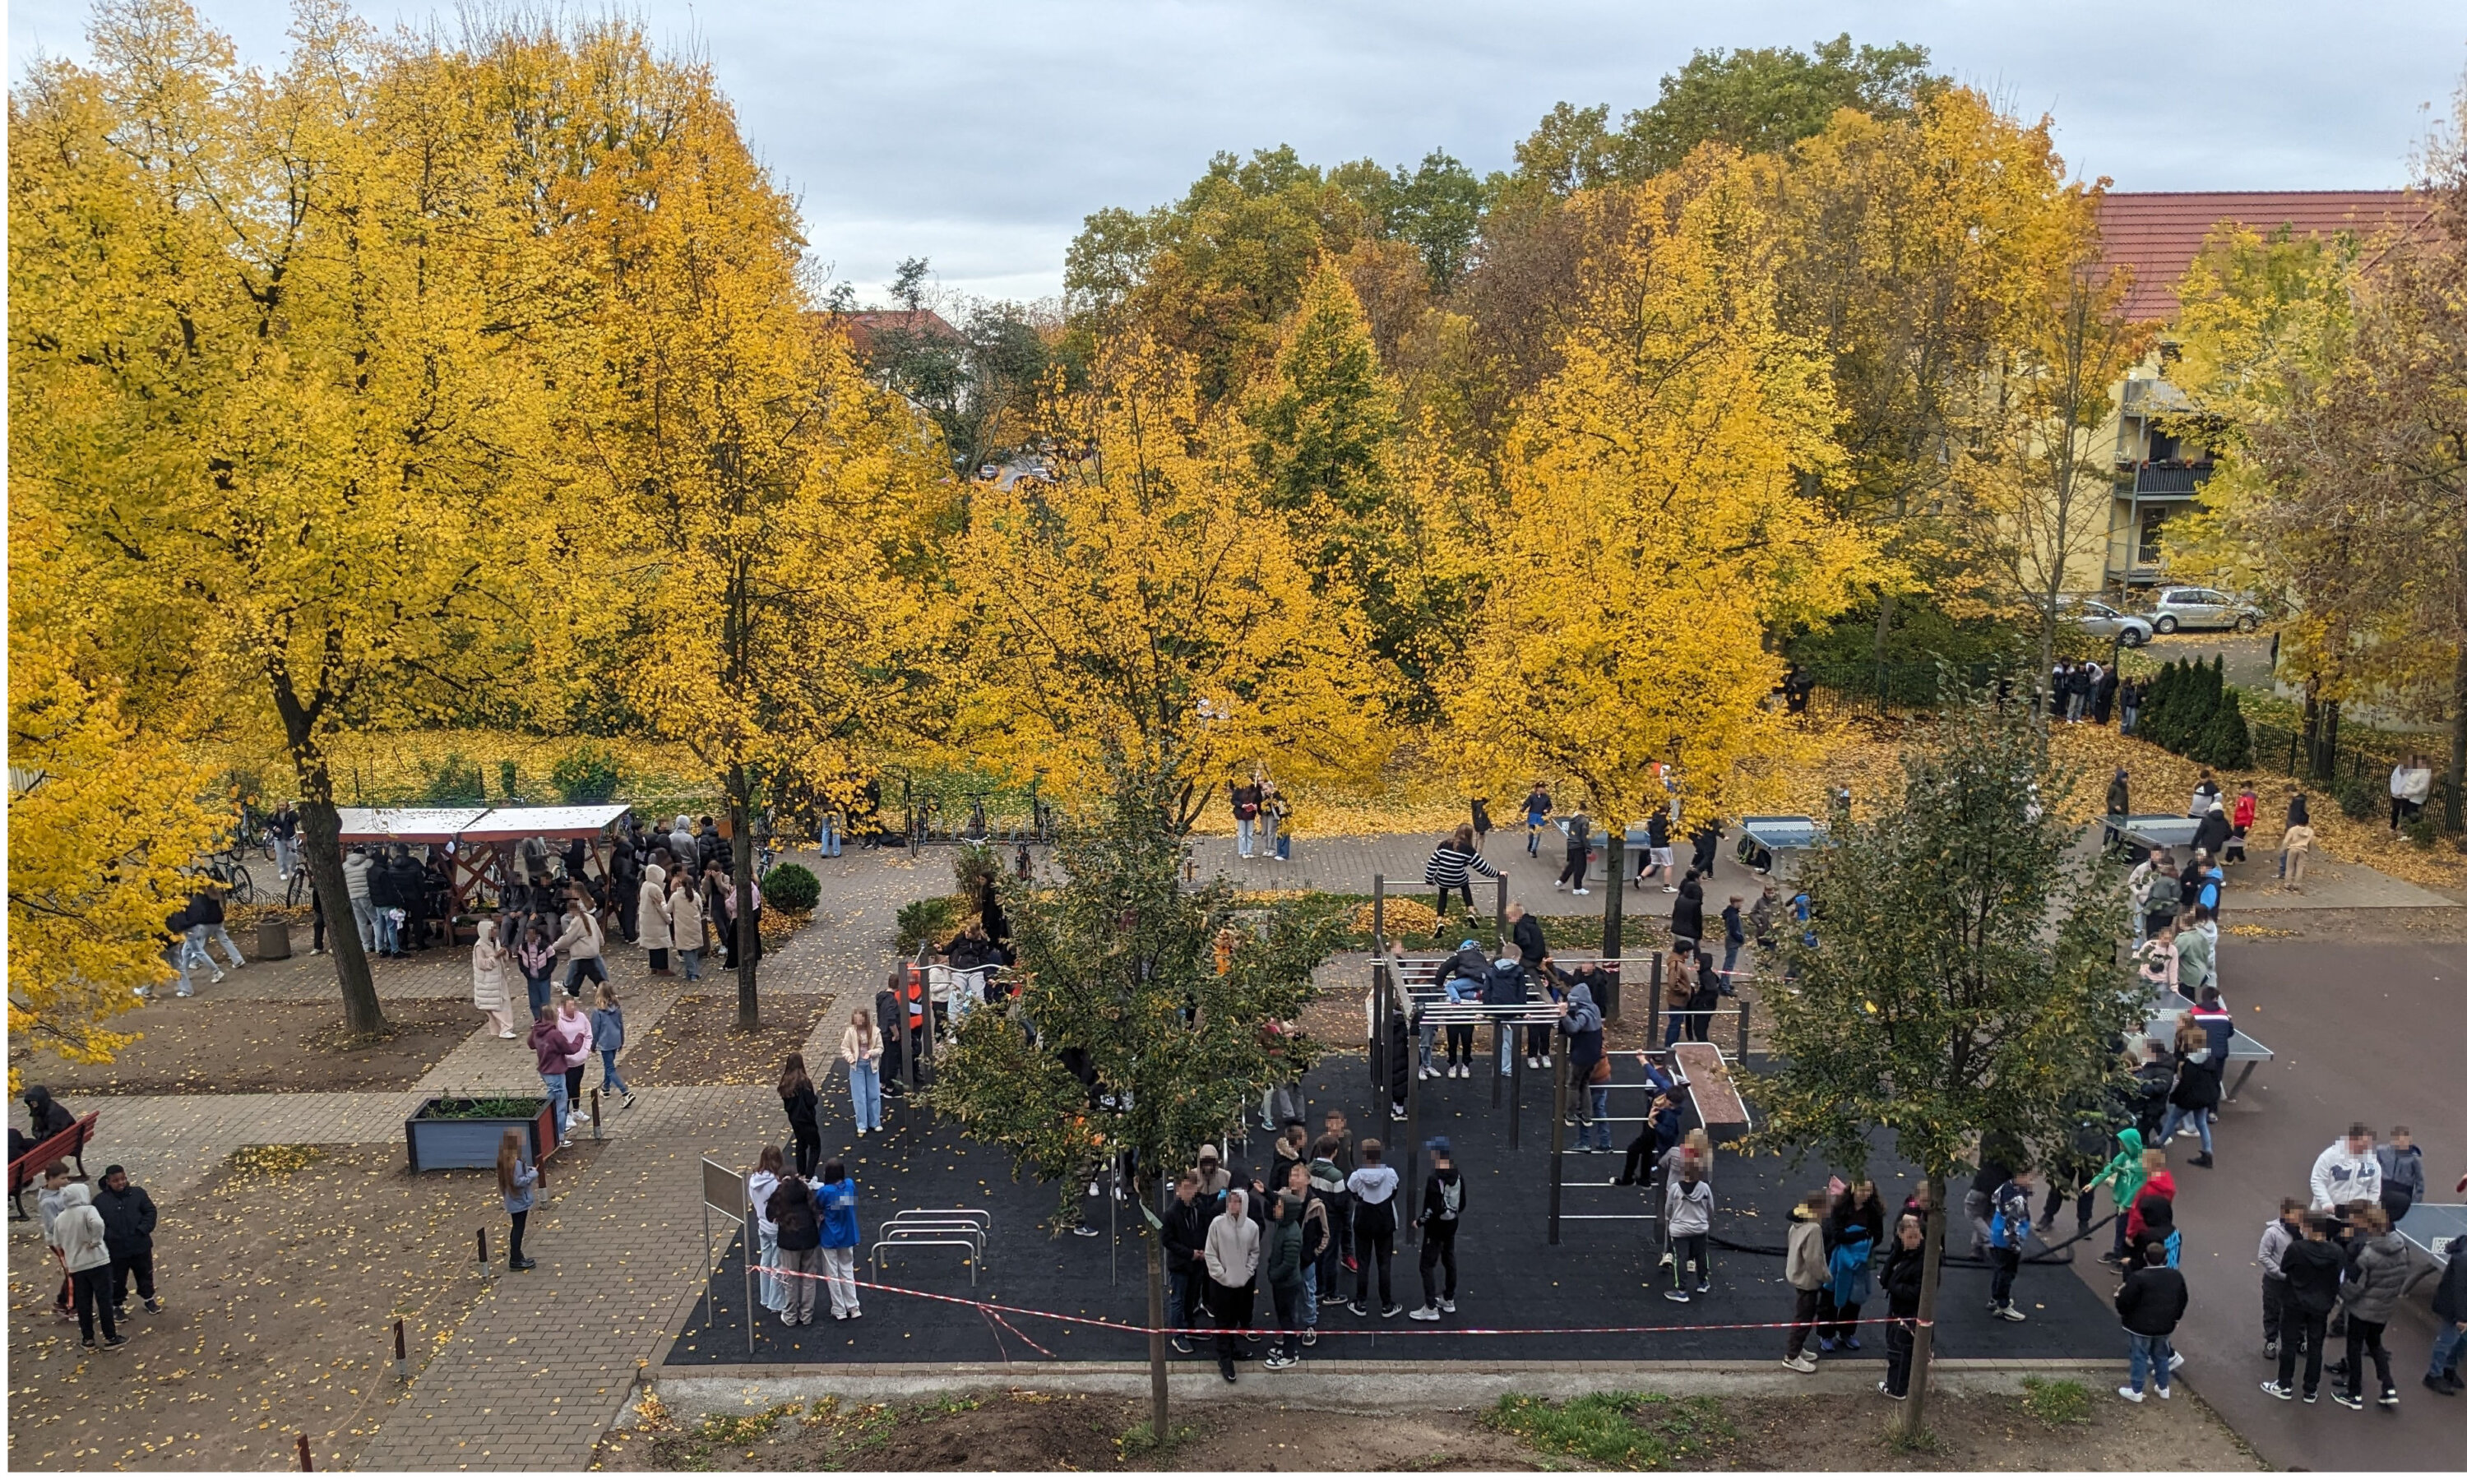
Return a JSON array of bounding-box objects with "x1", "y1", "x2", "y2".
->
[{"x1": 2136, "y1": 508, "x2": 2169, "y2": 566}]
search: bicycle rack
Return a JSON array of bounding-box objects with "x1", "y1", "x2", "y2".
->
[{"x1": 872, "y1": 1209, "x2": 992, "y2": 1288}]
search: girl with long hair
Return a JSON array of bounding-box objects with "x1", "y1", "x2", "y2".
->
[
  {"x1": 496, "y1": 1130, "x2": 539, "y2": 1271},
  {"x1": 778, "y1": 1053, "x2": 821, "y2": 1177},
  {"x1": 841, "y1": 1007, "x2": 883, "y2": 1135}
]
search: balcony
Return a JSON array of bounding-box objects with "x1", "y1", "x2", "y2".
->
[
  {"x1": 2120, "y1": 377, "x2": 2195, "y2": 418},
  {"x1": 2128, "y1": 460, "x2": 2213, "y2": 498}
]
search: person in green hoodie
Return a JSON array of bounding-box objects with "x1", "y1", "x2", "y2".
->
[
  {"x1": 1262, "y1": 1186, "x2": 1309, "y2": 1369},
  {"x1": 2086, "y1": 1127, "x2": 2149, "y2": 1265}
]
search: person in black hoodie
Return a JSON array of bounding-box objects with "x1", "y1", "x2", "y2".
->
[
  {"x1": 1161, "y1": 1171, "x2": 1211, "y2": 1354},
  {"x1": 2264, "y1": 1212, "x2": 2344, "y2": 1402},
  {"x1": 1879, "y1": 1214, "x2": 1926, "y2": 1399},
  {"x1": 1669, "y1": 875, "x2": 1705, "y2": 950},
  {"x1": 2116, "y1": 1241, "x2": 2191, "y2": 1401},
  {"x1": 95, "y1": 1166, "x2": 160, "y2": 1318},
  {"x1": 1409, "y1": 1137, "x2": 1466, "y2": 1321}
]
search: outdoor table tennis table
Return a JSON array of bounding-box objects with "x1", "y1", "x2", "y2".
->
[
  {"x1": 2106, "y1": 813, "x2": 2202, "y2": 853},
  {"x1": 2395, "y1": 1203, "x2": 2463, "y2": 1298},
  {"x1": 1734, "y1": 815, "x2": 1824, "y2": 874},
  {"x1": 2150, "y1": 989, "x2": 2273, "y2": 1100}
]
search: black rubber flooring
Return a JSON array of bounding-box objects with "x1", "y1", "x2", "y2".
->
[{"x1": 666, "y1": 1055, "x2": 2119, "y2": 1366}]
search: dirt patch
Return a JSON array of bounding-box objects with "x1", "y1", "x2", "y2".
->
[
  {"x1": 2222, "y1": 906, "x2": 2467, "y2": 943},
  {"x1": 624, "y1": 992, "x2": 834, "y2": 1087},
  {"x1": 12, "y1": 996, "x2": 481, "y2": 1095},
  {"x1": 2, "y1": 1140, "x2": 599, "y2": 1471},
  {"x1": 599, "y1": 1380, "x2": 2254, "y2": 1472}
]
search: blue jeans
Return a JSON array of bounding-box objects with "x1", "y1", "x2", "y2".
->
[
  {"x1": 598, "y1": 1047, "x2": 629, "y2": 1095},
  {"x1": 1169, "y1": 1266, "x2": 1200, "y2": 1335},
  {"x1": 1584, "y1": 1085, "x2": 1613, "y2": 1149},
  {"x1": 1298, "y1": 1274, "x2": 1318, "y2": 1329},
  {"x1": 821, "y1": 821, "x2": 841, "y2": 858},
  {"x1": 1666, "y1": 1011, "x2": 1688, "y2": 1044},
  {"x1": 376, "y1": 912, "x2": 400, "y2": 955},
  {"x1": 849, "y1": 1059, "x2": 882, "y2": 1132},
  {"x1": 2429, "y1": 1322, "x2": 2466, "y2": 1379},
  {"x1": 678, "y1": 947, "x2": 701, "y2": 981},
  {"x1": 1237, "y1": 817, "x2": 1255, "y2": 856},
  {"x1": 1722, "y1": 940, "x2": 1743, "y2": 976},
  {"x1": 2128, "y1": 1330, "x2": 2173, "y2": 1392},
  {"x1": 541, "y1": 1073, "x2": 570, "y2": 1141},
  {"x1": 162, "y1": 942, "x2": 194, "y2": 996},
  {"x1": 525, "y1": 977, "x2": 553, "y2": 1019},
  {"x1": 2158, "y1": 1105, "x2": 2212, "y2": 1155}
]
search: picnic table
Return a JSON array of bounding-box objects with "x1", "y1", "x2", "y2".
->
[
  {"x1": 2151, "y1": 989, "x2": 2273, "y2": 1100},
  {"x1": 2395, "y1": 1204, "x2": 2463, "y2": 1299}
]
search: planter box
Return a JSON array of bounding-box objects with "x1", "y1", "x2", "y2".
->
[{"x1": 405, "y1": 1096, "x2": 556, "y2": 1173}]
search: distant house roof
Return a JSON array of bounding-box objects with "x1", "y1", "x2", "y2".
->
[
  {"x1": 2097, "y1": 191, "x2": 2423, "y2": 321},
  {"x1": 829, "y1": 308, "x2": 961, "y2": 358}
]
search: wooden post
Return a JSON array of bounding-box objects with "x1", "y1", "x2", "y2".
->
[
  {"x1": 1372, "y1": 876, "x2": 1388, "y2": 1116},
  {"x1": 296, "y1": 1434, "x2": 312, "y2": 1472}
]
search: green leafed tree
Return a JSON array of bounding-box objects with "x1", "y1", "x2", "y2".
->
[
  {"x1": 930, "y1": 755, "x2": 1340, "y2": 1438},
  {"x1": 1743, "y1": 682, "x2": 2137, "y2": 1441}
]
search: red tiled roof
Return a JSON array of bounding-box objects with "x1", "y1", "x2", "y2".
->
[
  {"x1": 2096, "y1": 191, "x2": 2423, "y2": 321},
  {"x1": 830, "y1": 307, "x2": 960, "y2": 358}
]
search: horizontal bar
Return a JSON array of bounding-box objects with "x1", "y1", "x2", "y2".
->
[{"x1": 1556, "y1": 1214, "x2": 1661, "y2": 1222}]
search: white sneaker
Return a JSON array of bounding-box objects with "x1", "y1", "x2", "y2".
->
[
  {"x1": 1572, "y1": 889, "x2": 1590, "y2": 896},
  {"x1": 1662, "y1": 885, "x2": 1678, "y2": 895},
  {"x1": 1525, "y1": 1056, "x2": 1539, "y2": 1070},
  {"x1": 1541, "y1": 1055, "x2": 1552, "y2": 1067},
  {"x1": 175, "y1": 988, "x2": 194, "y2": 997},
  {"x1": 1409, "y1": 1306, "x2": 1441, "y2": 1322},
  {"x1": 2117, "y1": 1387, "x2": 2144, "y2": 1404},
  {"x1": 2155, "y1": 1385, "x2": 2171, "y2": 1400},
  {"x1": 1418, "y1": 1066, "x2": 1432, "y2": 1080},
  {"x1": 210, "y1": 972, "x2": 226, "y2": 984},
  {"x1": 1782, "y1": 1353, "x2": 1816, "y2": 1374},
  {"x1": 1438, "y1": 1298, "x2": 1456, "y2": 1314}
]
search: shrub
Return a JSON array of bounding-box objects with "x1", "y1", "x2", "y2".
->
[
  {"x1": 896, "y1": 895, "x2": 962, "y2": 955},
  {"x1": 2195, "y1": 688, "x2": 2253, "y2": 770},
  {"x1": 551, "y1": 744, "x2": 625, "y2": 805},
  {"x1": 417, "y1": 751, "x2": 488, "y2": 805},
  {"x1": 2335, "y1": 773, "x2": 2381, "y2": 822},
  {"x1": 2018, "y1": 1375, "x2": 2092, "y2": 1426},
  {"x1": 763, "y1": 861, "x2": 821, "y2": 913},
  {"x1": 2403, "y1": 811, "x2": 2439, "y2": 849}
]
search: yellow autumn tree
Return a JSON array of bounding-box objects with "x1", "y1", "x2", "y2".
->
[
  {"x1": 9, "y1": 1, "x2": 567, "y2": 1035},
  {"x1": 1452, "y1": 154, "x2": 1871, "y2": 819},
  {"x1": 957, "y1": 333, "x2": 1390, "y2": 828},
  {"x1": 7, "y1": 624, "x2": 221, "y2": 1089},
  {"x1": 566, "y1": 58, "x2": 951, "y2": 1027}
]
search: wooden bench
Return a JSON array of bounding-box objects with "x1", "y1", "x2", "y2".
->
[
  {"x1": 1669, "y1": 1042, "x2": 1752, "y2": 1139},
  {"x1": 8, "y1": 1112, "x2": 101, "y2": 1217}
]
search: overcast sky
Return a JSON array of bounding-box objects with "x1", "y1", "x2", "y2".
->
[{"x1": 12, "y1": 1, "x2": 2463, "y2": 303}]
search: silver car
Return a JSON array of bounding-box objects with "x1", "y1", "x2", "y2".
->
[
  {"x1": 2060, "y1": 598, "x2": 2153, "y2": 647},
  {"x1": 2146, "y1": 586, "x2": 2262, "y2": 635}
]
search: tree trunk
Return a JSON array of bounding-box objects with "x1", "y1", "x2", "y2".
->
[
  {"x1": 298, "y1": 799, "x2": 386, "y2": 1038},
  {"x1": 1146, "y1": 1230, "x2": 1169, "y2": 1440},
  {"x1": 2447, "y1": 642, "x2": 2466, "y2": 834},
  {"x1": 1899, "y1": 1169, "x2": 1947, "y2": 1442},
  {"x1": 731, "y1": 762, "x2": 760, "y2": 1033}
]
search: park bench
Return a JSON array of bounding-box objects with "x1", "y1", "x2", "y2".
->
[{"x1": 8, "y1": 1112, "x2": 101, "y2": 1218}]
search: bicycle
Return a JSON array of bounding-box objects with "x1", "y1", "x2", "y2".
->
[{"x1": 204, "y1": 848, "x2": 257, "y2": 906}]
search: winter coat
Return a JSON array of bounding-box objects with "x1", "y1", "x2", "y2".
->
[
  {"x1": 1784, "y1": 1208, "x2": 1827, "y2": 1290},
  {"x1": 2257, "y1": 1217, "x2": 2300, "y2": 1279},
  {"x1": 769, "y1": 1177, "x2": 822, "y2": 1251},
  {"x1": 1346, "y1": 1164, "x2": 1400, "y2": 1232},
  {"x1": 1669, "y1": 884, "x2": 1704, "y2": 945},
  {"x1": 1664, "y1": 1176, "x2": 1712, "y2": 1239},
  {"x1": 95, "y1": 1181, "x2": 157, "y2": 1256},
  {"x1": 748, "y1": 1169, "x2": 780, "y2": 1239},
  {"x1": 1419, "y1": 1167, "x2": 1467, "y2": 1228},
  {"x1": 1205, "y1": 1204, "x2": 1261, "y2": 1287},
  {"x1": 2339, "y1": 1231, "x2": 2412, "y2": 1325},
  {"x1": 636, "y1": 880, "x2": 672, "y2": 950},
  {"x1": 2116, "y1": 1264, "x2": 2190, "y2": 1337},
  {"x1": 2280, "y1": 1236, "x2": 2344, "y2": 1317},
  {"x1": 2432, "y1": 1237, "x2": 2467, "y2": 1325},
  {"x1": 1265, "y1": 1204, "x2": 1306, "y2": 1291},
  {"x1": 782, "y1": 1083, "x2": 821, "y2": 1139},
  {"x1": 471, "y1": 936, "x2": 510, "y2": 1013},
  {"x1": 669, "y1": 885, "x2": 704, "y2": 951},
  {"x1": 53, "y1": 1185, "x2": 110, "y2": 1272},
  {"x1": 817, "y1": 1177, "x2": 860, "y2": 1251},
  {"x1": 1481, "y1": 959, "x2": 1530, "y2": 1006},
  {"x1": 2173, "y1": 930, "x2": 2214, "y2": 992},
  {"x1": 2168, "y1": 1048, "x2": 2222, "y2": 1112},
  {"x1": 1510, "y1": 913, "x2": 1548, "y2": 969},
  {"x1": 555, "y1": 1008, "x2": 593, "y2": 1069},
  {"x1": 840, "y1": 1024, "x2": 882, "y2": 1070},
  {"x1": 343, "y1": 852, "x2": 375, "y2": 901},
  {"x1": 1881, "y1": 1240, "x2": 1926, "y2": 1319},
  {"x1": 528, "y1": 1019, "x2": 577, "y2": 1076}
]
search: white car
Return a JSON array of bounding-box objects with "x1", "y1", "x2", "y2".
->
[{"x1": 2060, "y1": 599, "x2": 2153, "y2": 647}]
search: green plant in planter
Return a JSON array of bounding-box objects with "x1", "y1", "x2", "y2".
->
[
  {"x1": 764, "y1": 862, "x2": 821, "y2": 913},
  {"x1": 426, "y1": 1096, "x2": 547, "y2": 1119}
]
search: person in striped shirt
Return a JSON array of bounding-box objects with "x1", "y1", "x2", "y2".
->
[{"x1": 1423, "y1": 827, "x2": 1501, "y2": 921}]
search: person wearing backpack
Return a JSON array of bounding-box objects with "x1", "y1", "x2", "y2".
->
[
  {"x1": 1409, "y1": 1137, "x2": 1466, "y2": 1322},
  {"x1": 767, "y1": 1172, "x2": 823, "y2": 1325}
]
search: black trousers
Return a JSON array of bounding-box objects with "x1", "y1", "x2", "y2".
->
[
  {"x1": 791, "y1": 1128, "x2": 820, "y2": 1177},
  {"x1": 509, "y1": 1208, "x2": 529, "y2": 1264},
  {"x1": 2261, "y1": 1274, "x2": 2288, "y2": 1345},
  {"x1": 1785, "y1": 1287, "x2": 1821, "y2": 1358},
  {"x1": 563, "y1": 1065, "x2": 585, "y2": 1110},
  {"x1": 1443, "y1": 1024, "x2": 1473, "y2": 1065},
  {"x1": 1434, "y1": 885, "x2": 1474, "y2": 917},
  {"x1": 1354, "y1": 1221, "x2": 1395, "y2": 1307},
  {"x1": 1208, "y1": 1277, "x2": 1254, "y2": 1361},
  {"x1": 72, "y1": 1266, "x2": 118, "y2": 1343},
  {"x1": 2343, "y1": 1318, "x2": 2394, "y2": 1396},
  {"x1": 1557, "y1": 853, "x2": 1587, "y2": 890},
  {"x1": 1419, "y1": 1222, "x2": 1458, "y2": 1304},
  {"x1": 1884, "y1": 1316, "x2": 1916, "y2": 1396},
  {"x1": 109, "y1": 1248, "x2": 155, "y2": 1308},
  {"x1": 1817, "y1": 1290, "x2": 1862, "y2": 1341},
  {"x1": 2278, "y1": 1310, "x2": 2330, "y2": 1394}
]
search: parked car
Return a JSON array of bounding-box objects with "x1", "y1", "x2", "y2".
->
[
  {"x1": 2059, "y1": 598, "x2": 2154, "y2": 648},
  {"x1": 2145, "y1": 586, "x2": 2263, "y2": 635}
]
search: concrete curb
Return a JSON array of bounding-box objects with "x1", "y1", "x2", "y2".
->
[{"x1": 640, "y1": 1357, "x2": 2118, "y2": 1416}]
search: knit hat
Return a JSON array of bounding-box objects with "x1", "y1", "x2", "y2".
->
[
  {"x1": 1459, "y1": 939, "x2": 1479, "y2": 951},
  {"x1": 1425, "y1": 1136, "x2": 1451, "y2": 1157}
]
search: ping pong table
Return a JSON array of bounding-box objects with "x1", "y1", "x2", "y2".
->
[
  {"x1": 2107, "y1": 813, "x2": 2202, "y2": 854},
  {"x1": 1735, "y1": 815, "x2": 1824, "y2": 875},
  {"x1": 2395, "y1": 1203, "x2": 2462, "y2": 1298},
  {"x1": 2150, "y1": 989, "x2": 2273, "y2": 1100}
]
